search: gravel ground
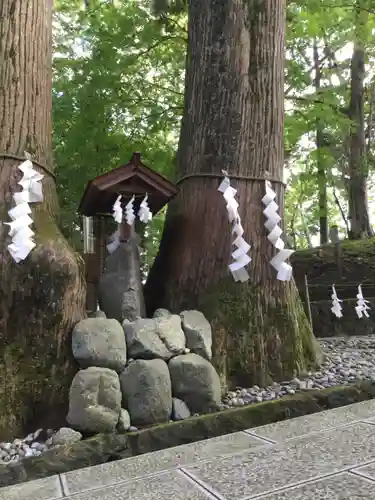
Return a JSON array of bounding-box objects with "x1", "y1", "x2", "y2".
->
[
  {"x1": 222, "y1": 335, "x2": 375, "y2": 408},
  {"x1": 0, "y1": 427, "x2": 83, "y2": 464}
]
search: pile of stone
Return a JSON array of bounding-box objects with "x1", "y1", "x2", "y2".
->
[
  {"x1": 67, "y1": 309, "x2": 222, "y2": 433},
  {"x1": 0, "y1": 428, "x2": 82, "y2": 464}
]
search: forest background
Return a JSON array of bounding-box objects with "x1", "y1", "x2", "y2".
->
[{"x1": 54, "y1": 0, "x2": 375, "y2": 269}]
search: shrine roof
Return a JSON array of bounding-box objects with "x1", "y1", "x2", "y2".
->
[{"x1": 78, "y1": 152, "x2": 179, "y2": 217}]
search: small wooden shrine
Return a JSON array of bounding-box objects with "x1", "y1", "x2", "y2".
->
[{"x1": 78, "y1": 152, "x2": 179, "y2": 311}]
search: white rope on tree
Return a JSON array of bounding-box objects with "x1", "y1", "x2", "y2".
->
[
  {"x1": 218, "y1": 170, "x2": 251, "y2": 282},
  {"x1": 5, "y1": 154, "x2": 43, "y2": 262},
  {"x1": 262, "y1": 180, "x2": 293, "y2": 281}
]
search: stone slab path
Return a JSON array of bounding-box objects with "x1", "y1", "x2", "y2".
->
[{"x1": 3, "y1": 399, "x2": 375, "y2": 499}]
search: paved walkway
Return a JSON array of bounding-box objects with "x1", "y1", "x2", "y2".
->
[{"x1": 3, "y1": 399, "x2": 375, "y2": 499}]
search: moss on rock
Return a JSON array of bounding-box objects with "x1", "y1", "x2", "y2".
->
[{"x1": 2, "y1": 381, "x2": 375, "y2": 489}]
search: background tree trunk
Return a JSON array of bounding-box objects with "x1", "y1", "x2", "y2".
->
[
  {"x1": 347, "y1": 4, "x2": 373, "y2": 239},
  {"x1": 145, "y1": 0, "x2": 321, "y2": 388},
  {"x1": 313, "y1": 40, "x2": 328, "y2": 245},
  {"x1": 0, "y1": 0, "x2": 85, "y2": 439}
]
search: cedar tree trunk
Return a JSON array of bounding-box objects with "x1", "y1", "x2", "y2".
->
[
  {"x1": 313, "y1": 40, "x2": 328, "y2": 245},
  {"x1": 0, "y1": 0, "x2": 85, "y2": 440},
  {"x1": 347, "y1": 6, "x2": 373, "y2": 239},
  {"x1": 145, "y1": 0, "x2": 321, "y2": 388}
]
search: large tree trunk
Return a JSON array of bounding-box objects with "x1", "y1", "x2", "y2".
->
[
  {"x1": 145, "y1": 0, "x2": 321, "y2": 388},
  {"x1": 347, "y1": 5, "x2": 373, "y2": 239},
  {"x1": 0, "y1": 0, "x2": 85, "y2": 439}
]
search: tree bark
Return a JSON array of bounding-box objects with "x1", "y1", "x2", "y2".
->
[
  {"x1": 0, "y1": 0, "x2": 85, "y2": 439},
  {"x1": 145, "y1": 0, "x2": 321, "y2": 388},
  {"x1": 313, "y1": 40, "x2": 328, "y2": 245},
  {"x1": 347, "y1": 5, "x2": 373, "y2": 239}
]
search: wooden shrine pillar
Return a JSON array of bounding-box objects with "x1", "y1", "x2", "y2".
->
[{"x1": 84, "y1": 215, "x2": 106, "y2": 312}]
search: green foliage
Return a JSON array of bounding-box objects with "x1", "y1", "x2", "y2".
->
[
  {"x1": 53, "y1": 0, "x2": 186, "y2": 257},
  {"x1": 52, "y1": 0, "x2": 375, "y2": 261},
  {"x1": 284, "y1": 0, "x2": 375, "y2": 246}
]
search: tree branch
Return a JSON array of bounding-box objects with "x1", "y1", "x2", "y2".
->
[
  {"x1": 285, "y1": 95, "x2": 347, "y2": 115},
  {"x1": 285, "y1": 54, "x2": 329, "y2": 96},
  {"x1": 324, "y1": 4, "x2": 375, "y2": 14}
]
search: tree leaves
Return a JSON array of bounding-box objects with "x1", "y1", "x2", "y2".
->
[
  {"x1": 53, "y1": 0, "x2": 375, "y2": 253},
  {"x1": 53, "y1": 0, "x2": 185, "y2": 250}
]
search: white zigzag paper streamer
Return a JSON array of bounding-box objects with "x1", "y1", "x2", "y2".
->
[
  {"x1": 5, "y1": 155, "x2": 44, "y2": 262},
  {"x1": 138, "y1": 194, "x2": 152, "y2": 223},
  {"x1": 112, "y1": 195, "x2": 123, "y2": 224},
  {"x1": 262, "y1": 180, "x2": 293, "y2": 281},
  {"x1": 355, "y1": 285, "x2": 371, "y2": 318},
  {"x1": 107, "y1": 228, "x2": 121, "y2": 254},
  {"x1": 331, "y1": 285, "x2": 343, "y2": 318},
  {"x1": 218, "y1": 171, "x2": 251, "y2": 282},
  {"x1": 125, "y1": 195, "x2": 136, "y2": 226}
]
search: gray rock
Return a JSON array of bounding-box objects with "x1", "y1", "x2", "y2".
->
[
  {"x1": 90, "y1": 310, "x2": 106, "y2": 318},
  {"x1": 67, "y1": 367, "x2": 122, "y2": 433},
  {"x1": 120, "y1": 359, "x2": 172, "y2": 426},
  {"x1": 72, "y1": 318, "x2": 127, "y2": 372},
  {"x1": 172, "y1": 398, "x2": 191, "y2": 421},
  {"x1": 168, "y1": 353, "x2": 221, "y2": 413},
  {"x1": 123, "y1": 315, "x2": 185, "y2": 360},
  {"x1": 153, "y1": 308, "x2": 171, "y2": 318},
  {"x1": 51, "y1": 428, "x2": 82, "y2": 446},
  {"x1": 180, "y1": 310, "x2": 212, "y2": 360},
  {"x1": 98, "y1": 239, "x2": 146, "y2": 322},
  {"x1": 117, "y1": 409, "x2": 131, "y2": 433}
]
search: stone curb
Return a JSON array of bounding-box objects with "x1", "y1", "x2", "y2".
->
[{"x1": 1, "y1": 381, "x2": 375, "y2": 488}]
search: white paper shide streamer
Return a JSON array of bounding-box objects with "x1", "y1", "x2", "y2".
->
[
  {"x1": 125, "y1": 195, "x2": 135, "y2": 226},
  {"x1": 6, "y1": 156, "x2": 44, "y2": 263},
  {"x1": 138, "y1": 194, "x2": 152, "y2": 224},
  {"x1": 355, "y1": 285, "x2": 371, "y2": 318},
  {"x1": 107, "y1": 196, "x2": 123, "y2": 254},
  {"x1": 262, "y1": 180, "x2": 293, "y2": 281},
  {"x1": 112, "y1": 195, "x2": 123, "y2": 224},
  {"x1": 218, "y1": 171, "x2": 251, "y2": 282},
  {"x1": 331, "y1": 285, "x2": 343, "y2": 318},
  {"x1": 106, "y1": 228, "x2": 121, "y2": 254}
]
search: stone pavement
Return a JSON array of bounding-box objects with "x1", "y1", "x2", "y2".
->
[{"x1": 3, "y1": 399, "x2": 375, "y2": 499}]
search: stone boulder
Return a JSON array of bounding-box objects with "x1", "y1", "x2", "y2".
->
[
  {"x1": 117, "y1": 409, "x2": 131, "y2": 433},
  {"x1": 120, "y1": 359, "x2": 172, "y2": 426},
  {"x1": 172, "y1": 398, "x2": 191, "y2": 421},
  {"x1": 168, "y1": 354, "x2": 221, "y2": 414},
  {"x1": 67, "y1": 367, "x2": 122, "y2": 433},
  {"x1": 72, "y1": 318, "x2": 127, "y2": 372},
  {"x1": 98, "y1": 241, "x2": 145, "y2": 322},
  {"x1": 153, "y1": 308, "x2": 171, "y2": 318},
  {"x1": 123, "y1": 315, "x2": 185, "y2": 360},
  {"x1": 51, "y1": 428, "x2": 82, "y2": 446},
  {"x1": 90, "y1": 310, "x2": 106, "y2": 319},
  {"x1": 180, "y1": 310, "x2": 212, "y2": 360}
]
